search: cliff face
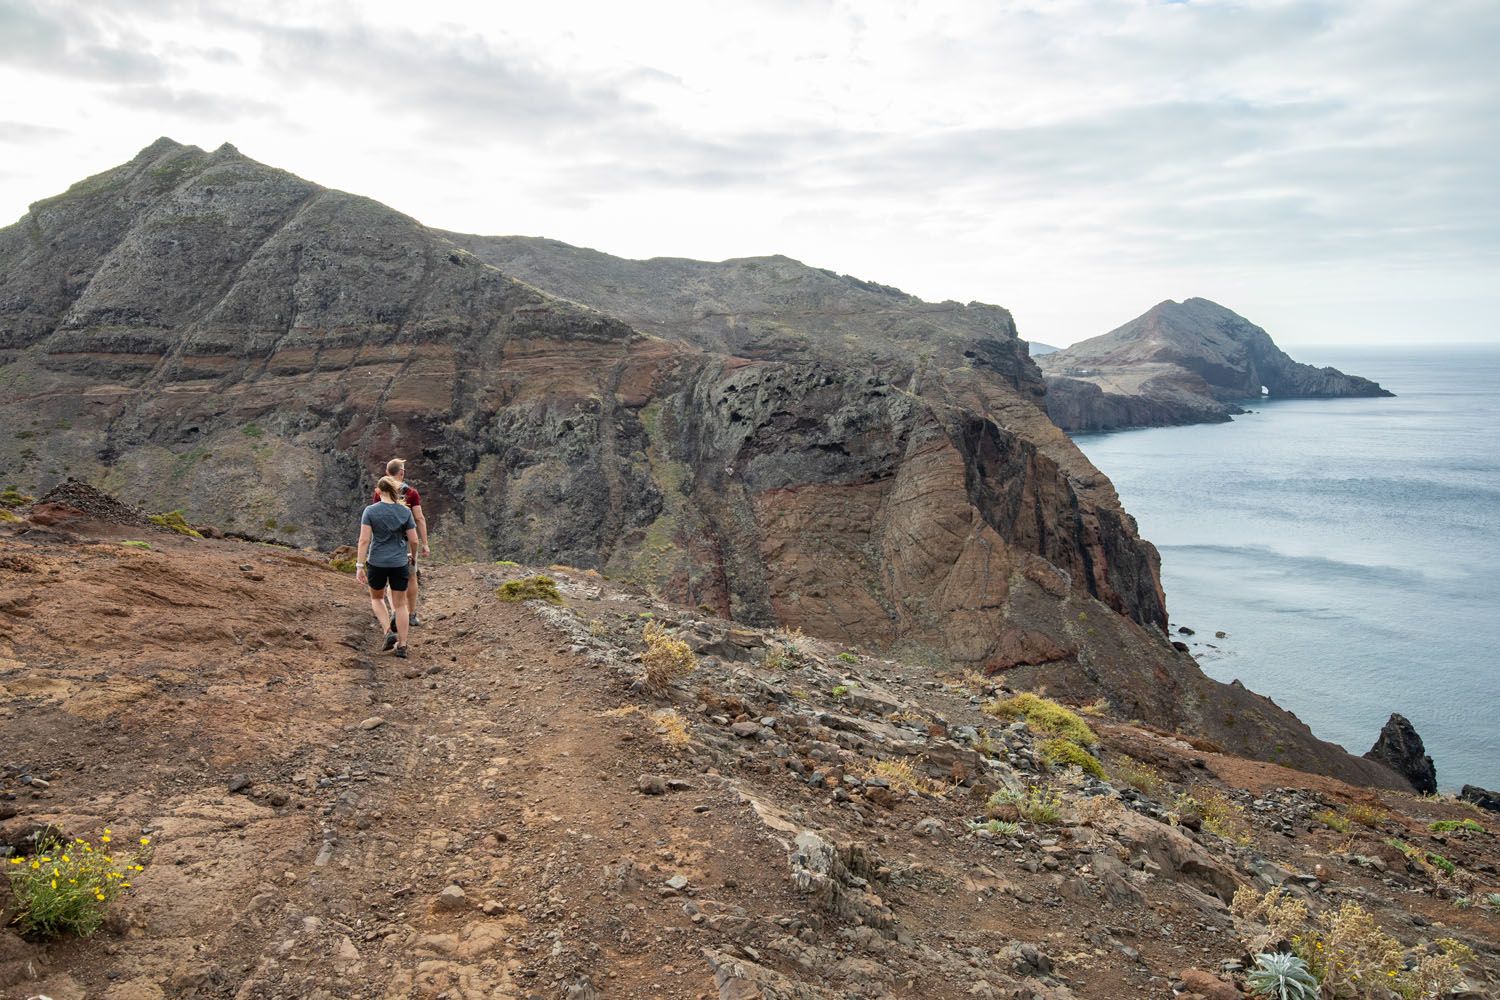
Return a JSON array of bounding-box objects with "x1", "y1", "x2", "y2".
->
[
  {"x1": 1037, "y1": 298, "x2": 1393, "y2": 432},
  {"x1": 0, "y1": 140, "x2": 1406, "y2": 786}
]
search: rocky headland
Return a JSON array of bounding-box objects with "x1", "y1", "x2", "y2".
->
[
  {"x1": 0, "y1": 138, "x2": 1412, "y2": 787},
  {"x1": 1037, "y1": 298, "x2": 1394, "y2": 433}
]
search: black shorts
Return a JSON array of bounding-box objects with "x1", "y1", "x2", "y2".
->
[{"x1": 367, "y1": 564, "x2": 410, "y2": 592}]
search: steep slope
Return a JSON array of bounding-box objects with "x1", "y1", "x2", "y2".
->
[
  {"x1": 0, "y1": 140, "x2": 1402, "y2": 785},
  {"x1": 1, "y1": 520, "x2": 1495, "y2": 999},
  {"x1": 1037, "y1": 298, "x2": 1393, "y2": 432}
]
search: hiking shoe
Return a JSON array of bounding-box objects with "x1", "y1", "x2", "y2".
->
[
  {"x1": 382, "y1": 631, "x2": 398, "y2": 651},
  {"x1": 409, "y1": 613, "x2": 422, "y2": 628},
  {"x1": 393, "y1": 645, "x2": 409, "y2": 659}
]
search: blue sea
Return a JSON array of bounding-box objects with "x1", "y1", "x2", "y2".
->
[{"x1": 1073, "y1": 346, "x2": 1500, "y2": 792}]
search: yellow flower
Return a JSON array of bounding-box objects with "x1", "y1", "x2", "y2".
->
[
  {"x1": 103, "y1": 828, "x2": 111, "y2": 835},
  {"x1": 61, "y1": 854, "x2": 71, "y2": 862},
  {"x1": 39, "y1": 856, "x2": 51, "y2": 863},
  {"x1": 6, "y1": 858, "x2": 19, "y2": 865},
  {"x1": 121, "y1": 882, "x2": 131, "y2": 888},
  {"x1": 139, "y1": 837, "x2": 151, "y2": 846},
  {"x1": 101, "y1": 836, "x2": 111, "y2": 844},
  {"x1": 30, "y1": 861, "x2": 39, "y2": 869},
  {"x1": 50, "y1": 879, "x2": 57, "y2": 889}
]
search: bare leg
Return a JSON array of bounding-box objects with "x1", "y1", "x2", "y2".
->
[
  {"x1": 407, "y1": 568, "x2": 420, "y2": 617},
  {"x1": 390, "y1": 588, "x2": 411, "y2": 648},
  {"x1": 368, "y1": 589, "x2": 391, "y2": 632}
]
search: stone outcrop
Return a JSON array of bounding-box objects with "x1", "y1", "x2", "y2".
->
[
  {"x1": 0, "y1": 139, "x2": 1410, "y2": 786},
  {"x1": 1036, "y1": 298, "x2": 1393, "y2": 432},
  {"x1": 1364, "y1": 714, "x2": 1437, "y2": 794},
  {"x1": 1460, "y1": 785, "x2": 1500, "y2": 813}
]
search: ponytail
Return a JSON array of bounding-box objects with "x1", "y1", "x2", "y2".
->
[{"x1": 375, "y1": 476, "x2": 402, "y2": 503}]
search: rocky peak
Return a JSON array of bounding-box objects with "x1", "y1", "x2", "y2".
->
[{"x1": 1364, "y1": 713, "x2": 1437, "y2": 794}]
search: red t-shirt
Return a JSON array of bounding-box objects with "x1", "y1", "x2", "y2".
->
[{"x1": 372, "y1": 483, "x2": 421, "y2": 508}]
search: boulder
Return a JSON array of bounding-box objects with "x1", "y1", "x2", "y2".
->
[
  {"x1": 1177, "y1": 968, "x2": 1239, "y2": 1000},
  {"x1": 1363, "y1": 713, "x2": 1436, "y2": 794},
  {"x1": 1109, "y1": 808, "x2": 1241, "y2": 902},
  {"x1": 1459, "y1": 784, "x2": 1500, "y2": 813}
]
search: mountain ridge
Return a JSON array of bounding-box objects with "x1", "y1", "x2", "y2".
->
[{"x1": 0, "y1": 138, "x2": 1405, "y2": 787}]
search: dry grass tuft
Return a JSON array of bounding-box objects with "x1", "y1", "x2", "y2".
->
[
  {"x1": 1346, "y1": 802, "x2": 1388, "y2": 828},
  {"x1": 855, "y1": 757, "x2": 946, "y2": 797},
  {"x1": 641, "y1": 621, "x2": 695, "y2": 693},
  {"x1": 650, "y1": 709, "x2": 692, "y2": 748},
  {"x1": 1112, "y1": 756, "x2": 1162, "y2": 797}
]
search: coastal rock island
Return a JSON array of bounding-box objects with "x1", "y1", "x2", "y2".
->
[{"x1": 1037, "y1": 297, "x2": 1393, "y2": 432}]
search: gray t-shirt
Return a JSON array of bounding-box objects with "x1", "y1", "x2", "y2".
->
[{"x1": 361, "y1": 501, "x2": 416, "y2": 567}]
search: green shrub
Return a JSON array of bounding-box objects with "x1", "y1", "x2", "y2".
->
[
  {"x1": 1038, "y1": 737, "x2": 1106, "y2": 779},
  {"x1": 0, "y1": 509, "x2": 20, "y2": 524},
  {"x1": 6, "y1": 831, "x2": 150, "y2": 937},
  {"x1": 496, "y1": 575, "x2": 562, "y2": 605},
  {"x1": 121, "y1": 540, "x2": 151, "y2": 550},
  {"x1": 329, "y1": 558, "x2": 357, "y2": 573},
  {"x1": 837, "y1": 652, "x2": 859, "y2": 664},
  {"x1": 495, "y1": 559, "x2": 521, "y2": 568},
  {"x1": 983, "y1": 692, "x2": 1098, "y2": 747},
  {"x1": 989, "y1": 785, "x2": 1065, "y2": 826},
  {"x1": 830, "y1": 684, "x2": 850, "y2": 697},
  {"x1": 1426, "y1": 851, "x2": 1457, "y2": 876},
  {"x1": 1317, "y1": 809, "x2": 1351, "y2": 833},
  {"x1": 148, "y1": 510, "x2": 203, "y2": 538},
  {"x1": 0, "y1": 488, "x2": 33, "y2": 508},
  {"x1": 241, "y1": 423, "x2": 263, "y2": 437},
  {"x1": 1429, "y1": 819, "x2": 1484, "y2": 834}
]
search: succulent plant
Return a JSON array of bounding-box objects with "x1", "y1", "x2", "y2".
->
[{"x1": 1247, "y1": 952, "x2": 1319, "y2": 1000}]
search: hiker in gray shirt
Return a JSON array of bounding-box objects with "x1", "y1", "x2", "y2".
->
[{"x1": 356, "y1": 476, "x2": 418, "y2": 658}]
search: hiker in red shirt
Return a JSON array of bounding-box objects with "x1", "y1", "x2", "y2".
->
[{"x1": 372, "y1": 458, "x2": 431, "y2": 626}]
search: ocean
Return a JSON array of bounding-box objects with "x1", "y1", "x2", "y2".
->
[{"x1": 1073, "y1": 346, "x2": 1500, "y2": 792}]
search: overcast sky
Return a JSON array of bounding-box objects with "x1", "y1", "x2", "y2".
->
[{"x1": 1, "y1": 0, "x2": 1496, "y2": 347}]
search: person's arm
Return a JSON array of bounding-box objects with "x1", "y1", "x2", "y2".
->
[
  {"x1": 413, "y1": 505, "x2": 430, "y2": 556},
  {"x1": 405, "y1": 525, "x2": 419, "y2": 564},
  {"x1": 355, "y1": 522, "x2": 373, "y2": 586}
]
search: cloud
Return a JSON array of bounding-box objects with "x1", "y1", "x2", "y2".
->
[
  {"x1": 0, "y1": 0, "x2": 1496, "y2": 344},
  {"x1": 0, "y1": 0, "x2": 167, "y2": 82},
  {"x1": 107, "y1": 84, "x2": 280, "y2": 121},
  {"x1": 241, "y1": 16, "x2": 649, "y2": 140},
  {"x1": 0, "y1": 120, "x2": 67, "y2": 143}
]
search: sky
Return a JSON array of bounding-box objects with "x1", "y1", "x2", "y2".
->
[{"x1": 0, "y1": 0, "x2": 1496, "y2": 347}]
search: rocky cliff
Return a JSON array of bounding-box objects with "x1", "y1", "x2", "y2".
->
[
  {"x1": 1036, "y1": 298, "x2": 1393, "y2": 432},
  {"x1": 0, "y1": 139, "x2": 1405, "y2": 786}
]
